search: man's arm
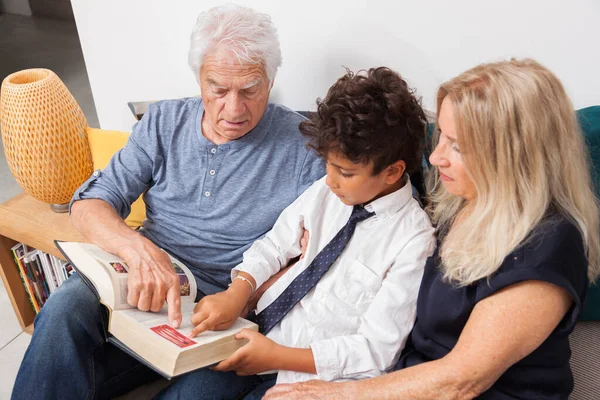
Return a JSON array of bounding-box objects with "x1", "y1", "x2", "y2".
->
[
  {"x1": 70, "y1": 199, "x2": 140, "y2": 255},
  {"x1": 69, "y1": 103, "x2": 182, "y2": 327},
  {"x1": 71, "y1": 199, "x2": 182, "y2": 327}
]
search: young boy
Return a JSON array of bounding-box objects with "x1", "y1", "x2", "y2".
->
[{"x1": 156, "y1": 67, "x2": 435, "y2": 399}]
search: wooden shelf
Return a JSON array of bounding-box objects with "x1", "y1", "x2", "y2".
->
[{"x1": 0, "y1": 193, "x2": 86, "y2": 333}]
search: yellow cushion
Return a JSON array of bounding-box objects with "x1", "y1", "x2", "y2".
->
[{"x1": 85, "y1": 127, "x2": 146, "y2": 228}]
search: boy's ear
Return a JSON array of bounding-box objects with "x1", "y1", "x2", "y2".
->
[{"x1": 383, "y1": 160, "x2": 406, "y2": 184}]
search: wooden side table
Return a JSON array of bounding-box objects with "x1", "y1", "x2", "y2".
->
[{"x1": 0, "y1": 193, "x2": 85, "y2": 334}]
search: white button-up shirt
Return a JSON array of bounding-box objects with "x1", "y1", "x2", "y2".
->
[{"x1": 233, "y1": 175, "x2": 435, "y2": 384}]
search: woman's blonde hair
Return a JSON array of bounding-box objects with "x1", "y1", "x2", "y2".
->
[{"x1": 428, "y1": 58, "x2": 600, "y2": 285}]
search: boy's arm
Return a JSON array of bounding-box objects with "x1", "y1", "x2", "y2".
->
[
  {"x1": 232, "y1": 179, "x2": 324, "y2": 291},
  {"x1": 307, "y1": 227, "x2": 434, "y2": 381},
  {"x1": 243, "y1": 229, "x2": 308, "y2": 315},
  {"x1": 191, "y1": 181, "x2": 323, "y2": 335},
  {"x1": 213, "y1": 328, "x2": 317, "y2": 375}
]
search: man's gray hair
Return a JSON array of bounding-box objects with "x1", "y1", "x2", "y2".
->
[{"x1": 188, "y1": 4, "x2": 282, "y2": 83}]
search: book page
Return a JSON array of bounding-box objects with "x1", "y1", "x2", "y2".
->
[
  {"x1": 119, "y1": 303, "x2": 256, "y2": 349},
  {"x1": 85, "y1": 246, "x2": 131, "y2": 309},
  {"x1": 165, "y1": 254, "x2": 197, "y2": 304},
  {"x1": 85, "y1": 246, "x2": 198, "y2": 309}
]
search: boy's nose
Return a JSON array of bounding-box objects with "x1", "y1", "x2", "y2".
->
[{"x1": 325, "y1": 174, "x2": 339, "y2": 189}]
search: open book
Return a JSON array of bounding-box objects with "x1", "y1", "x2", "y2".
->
[{"x1": 55, "y1": 241, "x2": 257, "y2": 379}]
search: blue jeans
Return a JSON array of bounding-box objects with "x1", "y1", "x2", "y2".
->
[
  {"x1": 154, "y1": 369, "x2": 277, "y2": 400},
  {"x1": 12, "y1": 273, "x2": 162, "y2": 400}
]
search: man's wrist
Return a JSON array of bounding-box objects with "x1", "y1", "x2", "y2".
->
[{"x1": 114, "y1": 234, "x2": 148, "y2": 260}]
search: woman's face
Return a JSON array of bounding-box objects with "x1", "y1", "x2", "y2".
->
[{"x1": 429, "y1": 97, "x2": 477, "y2": 201}]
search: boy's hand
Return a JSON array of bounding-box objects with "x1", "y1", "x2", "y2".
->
[
  {"x1": 190, "y1": 285, "x2": 249, "y2": 337},
  {"x1": 212, "y1": 329, "x2": 280, "y2": 375}
]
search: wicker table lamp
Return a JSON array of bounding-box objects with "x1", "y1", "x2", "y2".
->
[{"x1": 0, "y1": 69, "x2": 93, "y2": 212}]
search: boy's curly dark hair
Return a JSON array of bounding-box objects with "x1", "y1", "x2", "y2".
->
[{"x1": 300, "y1": 67, "x2": 427, "y2": 175}]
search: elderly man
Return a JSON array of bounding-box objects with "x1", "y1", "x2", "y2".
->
[{"x1": 12, "y1": 4, "x2": 324, "y2": 399}]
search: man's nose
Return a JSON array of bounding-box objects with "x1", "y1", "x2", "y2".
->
[{"x1": 225, "y1": 92, "x2": 245, "y2": 115}]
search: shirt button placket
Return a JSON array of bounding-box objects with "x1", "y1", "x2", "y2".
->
[{"x1": 203, "y1": 146, "x2": 218, "y2": 204}]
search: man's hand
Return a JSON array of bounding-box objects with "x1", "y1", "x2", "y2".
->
[
  {"x1": 118, "y1": 237, "x2": 182, "y2": 328},
  {"x1": 212, "y1": 328, "x2": 281, "y2": 375},
  {"x1": 190, "y1": 278, "x2": 252, "y2": 337}
]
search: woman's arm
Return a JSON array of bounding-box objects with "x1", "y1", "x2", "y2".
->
[{"x1": 264, "y1": 279, "x2": 573, "y2": 399}]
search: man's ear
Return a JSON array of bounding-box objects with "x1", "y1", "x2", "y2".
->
[{"x1": 383, "y1": 160, "x2": 406, "y2": 184}]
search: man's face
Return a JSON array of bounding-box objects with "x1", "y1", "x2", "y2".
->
[
  {"x1": 325, "y1": 151, "x2": 402, "y2": 206},
  {"x1": 199, "y1": 48, "x2": 272, "y2": 144}
]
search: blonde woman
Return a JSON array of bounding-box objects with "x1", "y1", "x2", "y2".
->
[{"x1": 264, "y1": 59, "x2": 600, "y2": 399}]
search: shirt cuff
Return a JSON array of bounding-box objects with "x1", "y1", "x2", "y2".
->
[
  {"x1": 69, "y1": 169, "x2": 101, "y2": 214},
  {"x1": 309, "y1": 339, "x2": 341, "y2": 382},
  {"x1": 231, "y1": 263, "x2": 271, "y2": 290}
]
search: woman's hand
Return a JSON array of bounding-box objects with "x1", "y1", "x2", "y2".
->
[
  {"x1": 263, "y1": 380, "x2": 348, "y2": 400},
  {"x1": 212, "y1": 328, "x2": 281, "y2": 375}
]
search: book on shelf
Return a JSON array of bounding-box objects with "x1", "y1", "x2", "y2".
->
[
  {"x1": 10, "y1": 244, "x2": 73, "y2": 314},
  {"x1": 55, "y1": 241, "x2": 258, "y2": 379}
]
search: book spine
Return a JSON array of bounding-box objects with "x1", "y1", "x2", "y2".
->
[
  {"x1": 33, "y1": 251, "x2": 51, "y2": 299},
  {"x1": 64, "y1": 261, "x2": 74, "y2": 279},
  {"x1": 23, "y1": 254, "x2": 46, "y2": 308},
  {"x1": 50, "y1": 255, "x2": 63, "y2": 287},
  {"x1": 10, "y1": 245, "x2": 39, "y2": 314},
  {"x1": 41, "y1": 252, "x2": 59, "y2": 293}
]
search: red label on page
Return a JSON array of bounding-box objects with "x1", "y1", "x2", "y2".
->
[{"x1": 150, "y1": 324, "x2": 196, "y2": 348}]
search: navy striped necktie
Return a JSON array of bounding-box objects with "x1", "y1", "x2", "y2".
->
[{"x1": 255, "y1": 205, "x2": 375, "y2": 334}]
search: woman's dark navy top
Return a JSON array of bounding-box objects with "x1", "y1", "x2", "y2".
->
[{"x1": 396, "y1": 214, "x2": 588, "y2": 399}]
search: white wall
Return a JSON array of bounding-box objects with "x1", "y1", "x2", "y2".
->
[
  {"x1": 0, "y1": 0, "x2": 32, "y2": 16},
  {"x1": 71, "y1": 0, "x2": 600, "y2": 131}
]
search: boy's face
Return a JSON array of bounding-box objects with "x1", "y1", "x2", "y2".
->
[{"x1": 325, "y1": 151, "x2": 404, "y2": 206}]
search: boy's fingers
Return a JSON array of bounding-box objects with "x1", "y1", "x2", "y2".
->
[
  {"x1": 166, "y1": 285, "x2": 181, "y2": 328},
  {"x1": 190, "y1": 307, "x2": 212, "y2": 325},
  {"x1": 190, "y1": 319, "x2": 211, "y2": 337},
  {"x1": 213, "y1": 321, "x2": 233, "y2": 331},
  {"x1": 234, "y1": 328, "x2": 254, "y2": 340},
  {"x1": 213, "y1": 350, "x2": 243, "y2": 371}
]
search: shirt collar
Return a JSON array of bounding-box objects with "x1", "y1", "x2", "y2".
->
[{"x1": 363, "y1": 174, "x2": 414, "y2": 216}]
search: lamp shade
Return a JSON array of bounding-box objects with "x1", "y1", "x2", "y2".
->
[{"x1": 0, "y1": 69, "x2": 93, "y2": 206}]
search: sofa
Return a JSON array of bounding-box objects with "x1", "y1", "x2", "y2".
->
[{"x1": 569, "y1": 106, "x2": 600, "y2": 400}]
